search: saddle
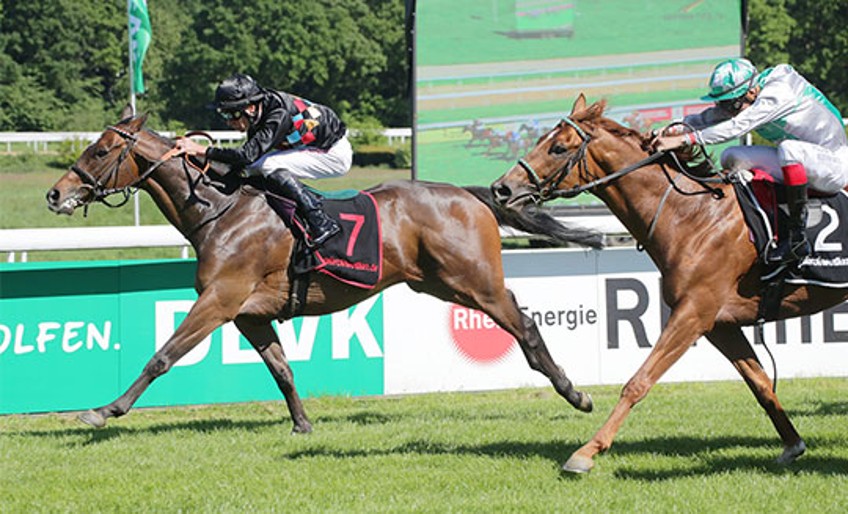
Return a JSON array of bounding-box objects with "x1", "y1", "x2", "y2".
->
[
  {"x1": 732, "y1": 168, "x2": 848, "y2": 319},
  {"x1": 266, "y1": 189, "x2": 382, "y2": 318}
]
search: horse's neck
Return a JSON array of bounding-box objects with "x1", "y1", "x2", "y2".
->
[
  {"x1": 594, "y1": 152, "x2": 709, "y2": 251},
  {"x1": 137, "y1": 149, "x2": 235, "y2": 243}
]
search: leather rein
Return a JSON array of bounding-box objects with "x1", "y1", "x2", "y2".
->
[
  {"x1": 516, "y1": 116, "x2": 725, "y2": 203},
  {"x1": 70, "y1": 126, "x2": 212, "y2": 210}
]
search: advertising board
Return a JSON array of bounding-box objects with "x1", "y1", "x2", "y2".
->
[
  {"x1": 383, "y1": 248, "x2": 848, "y2": 394},
  {"x1": 3, "y1": 248, "x2": 846, "y2": 415},
  {"x1": 0, "y1": 260, "x2": 384, "y2": 414}
]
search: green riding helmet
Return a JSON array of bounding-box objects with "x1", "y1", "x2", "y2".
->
[{"x1": 701, "y1": 58, "x2": 758, "y2": 102}]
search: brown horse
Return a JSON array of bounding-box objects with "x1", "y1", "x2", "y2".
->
[
  {"x1": 46, "y1": 107, "x2": 600, "y2": 432},
  {"x1": 491, "y1": 94, "x2": 841, "y2": 473}
]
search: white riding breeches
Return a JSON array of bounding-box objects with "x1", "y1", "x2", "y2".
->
[
  {"x1": 721, "y1": 141, "x2": 848, "y2": 194},
  {"x1": 243, "y1": 134, "x2": 353, "y2": 179}
]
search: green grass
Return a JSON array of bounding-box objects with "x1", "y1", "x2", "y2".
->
[{"x1": 1, "y1": 378, "x2": 846, "y2": 512}]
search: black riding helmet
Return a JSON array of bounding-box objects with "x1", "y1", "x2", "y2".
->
[{"x1": 209, "y1": 73, "x2": 265, "y2": 110}]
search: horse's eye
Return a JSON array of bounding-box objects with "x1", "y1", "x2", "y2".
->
[
  {"x1": 550, "y1": 144, "x2": 568, "y2": 155},
  {"x1": 95, "y1": 148, "x2": 109, "y2": 158}
]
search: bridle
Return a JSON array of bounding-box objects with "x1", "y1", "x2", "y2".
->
[
  {"x1": 69, "y1": 125, "x2": 142, "y2": 208},
  {"x1": 517, "y1": 116, "x2": 666, "y2": 202},
  {"x1": 517, "y1": 117, "x2": 592, "y2": 201},
  {"x1": 515, "y1": 116, "x2": 722, "y2": 202},
  {"x1": 69, "y1": 126, "x2": 204, "y2": 210}
]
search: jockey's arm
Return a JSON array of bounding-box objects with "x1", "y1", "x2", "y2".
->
[{"x1": 202, "y1": 107, "x2": 293, "y2": 170}]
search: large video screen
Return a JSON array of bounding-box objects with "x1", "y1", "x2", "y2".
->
[{"x1": 415, "y1": 0, "x2": 743, "y2": 205}]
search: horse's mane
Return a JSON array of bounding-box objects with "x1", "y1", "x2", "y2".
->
[
  {"x1": 575, "y1": 99, "x2": 717, "y2": 176},
  {"x1": 138, "y1": 127, "x2": 233, "y2": 177},
  {"x1": 144, "y1": 127, "x2": 175, "y2": 147}
]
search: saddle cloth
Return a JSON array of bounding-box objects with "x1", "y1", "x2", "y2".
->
[
  {"x1": 267, "y1": 190, "x2": 382, "y2": 289},
  {"x1": 733, "y1": 168, "x2": 848, "y2": 288}
]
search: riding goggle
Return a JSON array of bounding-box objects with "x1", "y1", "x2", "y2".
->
[
  {"x1": 715, "y1": 76, "x2": 756, "y2": 113},
  {"x1": 217, "y1": 108, "x2": 244, "y2": 121},
  {"x1": 716, "y1": 97, "x2": 746, "y2": 113}
]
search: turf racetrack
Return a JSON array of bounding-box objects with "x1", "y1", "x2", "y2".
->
[{"x1": 2, "y1": 378, "x2": 846, "y2": 512}]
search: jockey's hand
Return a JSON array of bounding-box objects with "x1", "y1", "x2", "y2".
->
[
  {"x1": 651, "y1": 134, "x2": 689, "y2": 154},
  {"x1": 643, "y1": 129, "x2": 660, "y2": 150},
  {"x1": 174, "y1": 137, "x2": 207, "y2": 157}
]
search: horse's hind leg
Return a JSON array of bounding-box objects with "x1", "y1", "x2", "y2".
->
[
  {"x1": 705, "y1": 325, "x2": 805, "y2": 464},
  {"x1": 234, "y1": 316, "x2": 312, "y2": 434}
]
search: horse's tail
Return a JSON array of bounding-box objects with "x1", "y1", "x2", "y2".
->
[{"x1": 463, "y1": 186, "x2": 604, "y2": 249}]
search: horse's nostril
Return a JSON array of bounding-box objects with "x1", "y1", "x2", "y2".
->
[
  {"x1": 491, "y1": 182, "x2": 511, "y2": 203},
  {"x1": 46, "y1": 188, "x2": 59, "y2": 204}
]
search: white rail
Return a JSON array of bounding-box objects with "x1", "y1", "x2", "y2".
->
[
  {"x1": 0, "y1": 128, "x2": 412, "y2": 152},
  {"x1": 0, "y1": 215, "x2": 625, "y2": 262},
  {"x1": 1, "y1": 226, "x2": 190, "y2": 262}
]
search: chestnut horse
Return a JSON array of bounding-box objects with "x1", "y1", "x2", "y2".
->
[
  {"x1": 491, "y1": 94, "x2": 842, "y2": 473},
  {"x1": 46, "y1": 108, "x2": 600, "y2": 432}
]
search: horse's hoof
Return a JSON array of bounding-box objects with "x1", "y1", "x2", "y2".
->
[
  {"x1": 561, "y1": 454, "x2": 595, "y2": 474},
  {"x1": 776, "y1": 440, "x2": 806, "y2": 465},
  {"x1": 78, "y1": 410, "x2": 107, "y2": 428},
  {"x1": 577, "y1": 392, "x2": 593, "y2": 413},
  {"x1": 291, "y1": 422, "x2": 313, "y2": 435}
]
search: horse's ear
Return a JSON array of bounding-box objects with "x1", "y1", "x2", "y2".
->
[
  {"x1": 126, "y1": 113, "x2": 148, "y2": 133},
  {"x1": 570, "y1": 94, "x2": 587, "y2": 115},
  {"x1": 120, "y1": 104, "x2": 134, "y2": 120}
]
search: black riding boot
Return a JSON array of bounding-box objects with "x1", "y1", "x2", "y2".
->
[
  {"x1": 772, "y1": 184, "x2": 811, "y2": 264},
  {"x1": 265, "y1": 170, "x2": 340, "y2": 247}
]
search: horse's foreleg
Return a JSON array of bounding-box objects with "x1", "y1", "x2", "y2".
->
[
  {"x1": 562, "y1": 304, "x2": 708, "y2": 473},
  {"x1": 705, "y1": 325, "x2": 805, "y2": 464},
  {"x1": 78, "y1": 291, "x2": 230, "y2": 428},
  {"x1": 234, "y1": 316, "x2": 313, "y2": 434}
]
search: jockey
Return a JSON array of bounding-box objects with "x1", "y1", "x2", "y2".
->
[
  {"x1": 652, "y1": 58, "x2": 848, "y2": 264},
  {"x1": 176, "y1": 73, "x2": 351, "y2": 247}
]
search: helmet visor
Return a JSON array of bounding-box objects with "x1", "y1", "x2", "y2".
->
[{"x1": 700, "y1": 78, "x2": 753, "y2": 102}]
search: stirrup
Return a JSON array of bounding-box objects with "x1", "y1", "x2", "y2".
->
[
  {"x1": 306, "y1": 219, "x2": 340, "y2": 248},
  {"x1": 766, "y1": 238, "x2": 810, "y2": 265}
]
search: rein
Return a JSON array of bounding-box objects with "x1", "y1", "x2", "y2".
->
[
  {"x1": 70, "y1": 126, "x2": 210, "y2": 210},
  {"x1": 517, "y1": 116, "x2": 726, "y2": 202}
]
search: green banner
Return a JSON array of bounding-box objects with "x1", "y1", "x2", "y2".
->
[
  {"x1": 129, "y1": 0, "x2": 152, "y2": 95},
  {"x1": 0, "y1": 260, "x2": 384, "y2": 415}
]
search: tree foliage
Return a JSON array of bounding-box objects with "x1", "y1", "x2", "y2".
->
[
  {"x1": 0, "y1": 1, "x2": 845, "y2": 132},
  {"x1": 783, "y1": 0, "x2": 848, "y2": 115},
  {"x1": 746, "y1": 0, "x2": 848, "y2": 114},
  {"x1": 0, "y1": 0, "x2": 408, "y2": 131},
  {"x1": 0, "y1": 1, "x2": 126, "y2": 130}
]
